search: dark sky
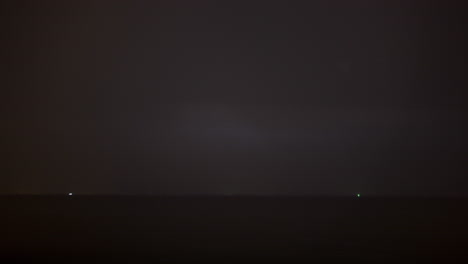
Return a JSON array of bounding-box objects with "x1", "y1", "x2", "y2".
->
[{"x1": 2, "y1": 0, "x2": 467, "y2": 195}]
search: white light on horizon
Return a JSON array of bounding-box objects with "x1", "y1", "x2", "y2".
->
[{"x1": 69, "y1": 193, "x2": 73, "y2": 196}]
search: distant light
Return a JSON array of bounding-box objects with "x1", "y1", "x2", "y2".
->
[
  {"x1": 357, "y1": 193, "x2": 360, "y2": 197},
  {"x1": 69, "y1": 193, "x2": 73, "y2": 196}
]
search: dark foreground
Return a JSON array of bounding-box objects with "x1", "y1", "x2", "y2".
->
[{"x1": 1, "y1": 196, "x2": 468, "y2": 263}]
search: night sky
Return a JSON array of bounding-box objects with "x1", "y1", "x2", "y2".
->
[{"x1": 2, "y1": 0, "x2": 467, "y2": 195}]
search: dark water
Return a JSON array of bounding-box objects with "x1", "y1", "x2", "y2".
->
[{"x1": 1, "y1": 196, "x2": 467, "y2": 263}]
